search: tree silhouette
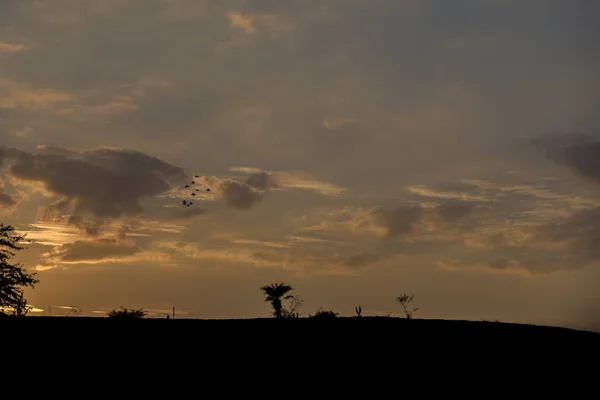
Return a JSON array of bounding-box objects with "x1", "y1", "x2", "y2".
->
[
  {"x1": 0, "y1": 223, "x2": 38, "y2": 315},
  {"x1": 260, "y1": 282, "x2": 295, "y2": 319},
  {"x1": 396, "y1": 293, "x2": 418, "y2": 319}
]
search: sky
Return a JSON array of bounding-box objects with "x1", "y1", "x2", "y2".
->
[{"x1": 1, "y1": 0, "x2": 599, "y2": 329}]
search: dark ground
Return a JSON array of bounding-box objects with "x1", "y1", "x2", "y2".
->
[
  {"x1": 3, "y1": 316, "x2": 598, "y2": 387},
  {"x1": 4, "y1": 315, "x2": 599, "y2": 344}
]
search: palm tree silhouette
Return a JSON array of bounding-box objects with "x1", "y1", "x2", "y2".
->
[{"x1": 260, "y1": 283, "x2": 294, "y2": 319}]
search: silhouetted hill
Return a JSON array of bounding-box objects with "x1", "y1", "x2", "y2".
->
[
  {"x1": 4, "y1": 316, "x2": 598, "y2": 384},
  {"x1": 4, "y1": 316, "x2": 598, "y2": 344},
  {"x1": 3, "y1": 315, "x2": 595, "y2": 399}
]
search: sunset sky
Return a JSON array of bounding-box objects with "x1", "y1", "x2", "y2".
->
[{"x1": 1, "y1": 0, "x2": 599, "y2": 329}]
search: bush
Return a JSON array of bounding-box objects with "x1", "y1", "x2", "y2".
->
[
  {"x1": 107, "y1": 307, "x2": 146, "y2": 319},
  {"x1": 310, "y1": 308, "x2": 339, "y2": 319}
]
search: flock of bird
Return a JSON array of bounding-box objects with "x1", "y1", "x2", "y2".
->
[{"x1": 181, "y1": 175, "x2": 211, "y2": 207}]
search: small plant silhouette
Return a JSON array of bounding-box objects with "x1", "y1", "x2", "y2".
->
[
  {"x1": 310, "y1": 308, "x2": 339, "y2": 319},
  {"x1": 396, "y1": 293, "x2": 418, "y2": 319},
  {"x1": 281, "y1": 295, "x2": 303, "y2": 319},
  {"x1": 107, "y1": 307, "x2": 146, "y2": 319},
  {"x1": 11, "y1": 292, "x2": 32, "y2": 317},
  {"x1": 355, "y1": 305, "x2": 362, "y2": 317},
  {"x1": 67, "y1": 305, "x2": 82, "y2": 316}
]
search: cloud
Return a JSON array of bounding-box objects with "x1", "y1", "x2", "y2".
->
[
  {"x1": 526, "y1": 135, "x2": 600, "y2": 265},
  {"x1": 45, "y1": 238, "x2": 141, "y2": 263},
  {"x1": 220, "y1": 179, "x2": 264, "y2": 210},
  {"x1": 0, "y1": 175, "x2": 19, "y2": 213},
  {"x1": 1, "y1": 145, "x2": 187, "y2": 219},
  {"x1": 332, "y1": 205, "x2": 424, "y2": 238},
  {"x1": 366, "y1": 206, "x2": 424, "y2": 238},
  {"x1": 157, "y1": 239, "x2": 391, "y2": 276},
  {"x1": 244, "y1": 172, "x2": 278, "y2": 191},
  {"x1": 179, "y1": 167, "x2": 345, "y2": 211},
  {"x1": 229, "y1": 167, "x2": 346, "y2": 196},
  {"x1": 322, "y1": 117, "x2": 356, "y2": 130},
  {"x1": 558, "y1": 139, "x2": 600, "y2": 185},
  {"x1": 436, "y1": 259, "x2": 535, "y2": 278},
  {"x1": 294, "y1": 165, "x2": 600, "y2": 276},
  {"x1": 534, "y1": 207, "x2": 600, "y2": 262},
  {"x1": 0, "y1": 191, "x2": 17, "y2": 207},
  {"x1": 406, "y1": 182, "x2": 492, "y2": 202},
  {"x1": 0, "y1": 42, "x2": 28, "y2": 54},
  {"x1": 0, "y1": 178, "x2": 16, "y2": 207},
  {"x1": 0, "y1": 79, "x2": 73, "y2": 109},
  {"x1": 19, "y1": 222, "x2": 85, "y2": 247},
  {"x1": 35, "y1": 236, "x2": 172, "y2": 270},
  {"x1": 227, "y1": 12, "x2": 292, "y2": 37},
  {"x1": 436, "y1": 201, "x2": 477, "y2": 222},
  {"x1": 423, "y1": 134, "x2": 600, "y2": 275},
  {"x1": 56, "y1": 96, "x2": 140, "y2": 120}
]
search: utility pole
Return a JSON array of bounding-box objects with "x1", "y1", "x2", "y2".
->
[
  {"x1": 172, "y1": 306, "x2": 175, "y2": 320},
  {"x1": 48, "y1": 305, "x2": 51, "y2": 317}
]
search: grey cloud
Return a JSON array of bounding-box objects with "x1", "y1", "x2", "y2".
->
[
  {"x1": 530, "y1": 133, "x2": 600, "y2": 263},
  {"x1": 488, "y1": 257, "x2": 509, "y2": 270},
  {"x1": 1, "y1": 0, "x2": 596, "y2": 185},
  {"x1": 535, "y1": 207, "x2": 600, "y2": 261},
  {"x1": 67, "y1": 215, "x2": 104, "y2": 236},
  {"x1": 0, "y1": 191, "x2": 17, "y2": 207},
  {"x1": 0, "y1": 146, "x2": 25, "y2": 167},
  {"x1": 437, "y1": 201, "x2": 477, "y2": 222},
  {"x1": 49, "y1": 238, "x2": 141, "y2": 263},
  {"x1": 364, "y1": 205, "x2": 424, "y2": 238},
  {"x1": 245, "y1": 172, "x2": 278, "y2": 190},
  {"x1": 251, "y1": 249, "x2": 389, "y2": 272},
  {"x1": 1, "y1": 145, "x2": 187, "y2": 219},
  {"x1": 220, "y1": 181, "x2": 263, "y2": 210},
  {"x1": 532, "y1": 133, "x2": 600, "y2": 184},
  {"x1": 563, "y1": 141, "x2": 600, "y2": 185},
  {"x1": 166, "y1": 206, "x2": 208, "y2": 221},
  {"x1": 330, "y1": 252, "x2": 389, "y2": 269}
]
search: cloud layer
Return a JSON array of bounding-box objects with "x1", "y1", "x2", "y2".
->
[{"x1": 1, "y1": 0, "x2": 598, "y2": 330}]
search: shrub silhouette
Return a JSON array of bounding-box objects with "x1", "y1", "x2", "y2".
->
[
  {"x1": 67, "y1": 305, "x2": 82, "y2": 317},
  {"x1": 310, "y1": 308, "x2": 339, "y2": 319},
  {"x1": 280, "y1": 295, "x2": 303, "y2": 319},
  {"x1": 11, "y1": 292, "x2": 32, "y2": 317},
  {"x1": 0, "y1": 223, "x2": 38, "y2": 315},
  {"x1": 396, "y1": 293, "x2": 418, "y2": 319},
  {"x1": 260, "y1": 282, "x2": 294, "y2": 319},
  {"x1": 107, "y1": 307, "x2": 146, "y2": 319},
  {"x1": 355, "y1": 305, "x2": 362, "y2": 317}
]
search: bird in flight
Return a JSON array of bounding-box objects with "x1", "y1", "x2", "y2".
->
[{"x1": 181, "y1": 175, "x2": 211, "y2": 207}]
